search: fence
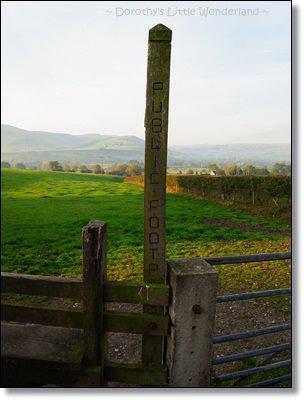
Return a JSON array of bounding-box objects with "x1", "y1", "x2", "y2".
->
[
  {"x1": 1, "y1": 222, "x2": 170, "y2": 387},
  {"x1": 1, "y1": 231, "x2": 291, "y2": 387},
  {"x1": 1, "y1": 275, "x2": 169, "y2": 386},
  {"x1": 167, "y1": 251, "x2": 291, "y2": 387}
]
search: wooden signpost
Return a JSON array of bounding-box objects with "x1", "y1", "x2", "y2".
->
[{"x1": 142, "y1": 24, "x2": 172, "y2": 365}]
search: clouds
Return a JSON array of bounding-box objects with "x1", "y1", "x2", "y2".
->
[{"x1": 1, "y1": 1, "x2": 291, "y2": 144}]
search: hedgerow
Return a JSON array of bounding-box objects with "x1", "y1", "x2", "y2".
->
[{"x1": 125, "y1": 175, "x2": 291, "y2": 206}]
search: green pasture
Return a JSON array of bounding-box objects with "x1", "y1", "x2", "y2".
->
[
  {"x1": 1, "y1": 169, "x2": 291, "y2": 387},
  {"x1": 1, "y1": 169, "x2": 290, "y2": 297}
]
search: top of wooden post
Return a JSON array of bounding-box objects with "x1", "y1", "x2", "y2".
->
[{"x1": 149, "y1": 24, "x2": 172, "y2": 42}]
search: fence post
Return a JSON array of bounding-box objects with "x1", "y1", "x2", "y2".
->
[
  {"x1": 166, "y1": 259, "x2": 218, "y2": 387},
  {"x1": 82, "y1": 220, "x2": 107, "y2": 385},
  {"x1": 142, "y1": 23, "x2": 172, "y2": 365}
]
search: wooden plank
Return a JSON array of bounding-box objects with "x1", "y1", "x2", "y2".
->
[
  {"x1": 1, "y1": 322, "x2": 83, "y2": 370},
  {"x1": 82, "y1": 220, "x2": 106, "y2": 384},
  {"x1": 104, "y1": 311, "x2": 169, "y2": 336},
  {"x1": 104, "y1": 362, "x2": 167, "y2": 386},
  {"x1": 1, "y1": 303, "x2": 168, "y2": 336},
  {"x1": 1, "y1": 272, "x2": 82, "y2": 298},
  {"x1": 142, "y1": 23, "x2": 172, "y2": 365},
  {"x1": 1, "y1": 302, "x2": 83, "y2": 328},
  {"x1": 1, "y1": 273, "x2": 169, "y2": 306},
  {"x1": 104, "y1": 281, "x2": 169, "y2": 306},
  {"x1": 143, "y1": 26, "x2": 172, "y2": 282},
  {"x1": 1, "y1": 359, "x2": 82, "y2": 388}
]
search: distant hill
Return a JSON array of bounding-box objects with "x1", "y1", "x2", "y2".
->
[
  {"x1": 171, "y1": 143, "x2": 291, "y2": 165},
  {"x1": 1, "y1": 124, "x2": 290, "y2": 166},
  {"x1": 1, "y1": 124, "x2": 144, "y2": 152}
]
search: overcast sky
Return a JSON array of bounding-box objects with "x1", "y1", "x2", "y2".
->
[{"x1": 1, "y1": 1, "x2": 291, "y2": 145}]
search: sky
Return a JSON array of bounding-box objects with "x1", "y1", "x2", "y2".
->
[{"x1": 1, "y1": 1, "x2": 291, "y2": 145}]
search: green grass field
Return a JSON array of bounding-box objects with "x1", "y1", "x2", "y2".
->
[
  {"x1": 1, "y1": 169, "x2": 291, "y2": 387},
  {"x1": 1, "y1": 169, "x2": 290, "y2": 293}
]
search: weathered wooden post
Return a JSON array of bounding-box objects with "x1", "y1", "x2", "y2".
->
[
  {"x1": 142, "y1": 24, "x2": 172, "y2": 365},
  {"x1": 82, "y1": 220, "x2": 107, "y2": 385},
  {"x1": 167, "y1": 259, "x2": 218, "y2": 387}
]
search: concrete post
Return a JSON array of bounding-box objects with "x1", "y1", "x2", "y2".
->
[{"x1": 166, "y1": 259, "x2": 218, "y2": 387}]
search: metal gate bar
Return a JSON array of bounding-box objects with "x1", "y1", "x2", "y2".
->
[{"x1": 213, "y1": 342, "x2": 291, "y2": 365}]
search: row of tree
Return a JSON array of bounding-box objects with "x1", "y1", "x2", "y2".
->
[
  {"x1": 1, "y1": 161, "x2": 27, "y2": 169},
  {"x1": 183, "y1": 162, "x2": 291, "y2": 176},
  {"x1": 0, "y1": 160, "x2": 143, "y2": 176},
  {"x1": 44, "y1": 160, "x2": 144, "y2": 176},
  {"x1": 1, "y1": 161, "x2": 291, "y2": 176}
]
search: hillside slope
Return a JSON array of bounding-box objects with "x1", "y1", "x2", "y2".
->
[
  {"x1": 1, "y1": 124, "x2": 290, "y2": 165},
  {"x1": 1, "y1": 124, "x2": 144, "y2": 152}
]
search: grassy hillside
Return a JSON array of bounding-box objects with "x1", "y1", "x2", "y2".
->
[{"x1": 1, "y1": 169, "x2": 290, "y2": 303}]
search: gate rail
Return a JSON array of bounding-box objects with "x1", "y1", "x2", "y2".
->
[{"x1": 210, "y1": 251, "x2": 291, "y2": 388}]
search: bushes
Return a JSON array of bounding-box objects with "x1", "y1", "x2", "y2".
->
[
  {"x1": 125, "y1": 175, "x2": 291, "y2": 207},
  {"x1": 46, "y1": 161, "x2": 63, "y2": 172}
]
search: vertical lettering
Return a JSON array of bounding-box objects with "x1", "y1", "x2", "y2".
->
[
  {"x1": 153, "y1": 82, "x2": 163, "y2": 92},
  {"x1": 152, "y1": 100, "x2": 163, "y2": 113},
  {"x1": 143, "y1": 24, "x2": 172, "y2": 364}
]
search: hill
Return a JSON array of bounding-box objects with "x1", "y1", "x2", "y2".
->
[
  {"x1": 1, "y1": 124, "x2": 290, "y2": 165},
  {"x1": 171, "y1": 143, "x2": 291, "y2": 165},
  {"x1": 1, "y1": 124, "x2": 144, "y2": 152}
]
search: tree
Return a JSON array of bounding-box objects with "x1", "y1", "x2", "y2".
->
[
  {"x1": 1, "y1": 161, "x2": 11, "y2": 168},
  {"x1": 70, "y1": 165, "x2": 79, "y2": 172},
  {"x1": 215, "y1": 168, "x2": 226, "y2": 176},
  {"x1": 186, "y1": 169, "x2": 194, "y2": 175},
  {"x1": 243, "y1": 165, "x2": 258, "y2": 176},
  {"x1": 42, "y1": 161, "x2": 49, "y2": 170},
  {"x1": 208, "y1": 163, "x2": 221, "y2": 170},
  {"x1": 270, "y1": 162, "x2": 291, "y2": 175},
  {"x1": 111, "y1": 163, "x2": 128, "y2": 176},
  {"x1": 224, "y1": 165, "x2": 243, "y2": 176},
  {"x1": 79, "y1": 164, "x2": 90, "y2": 173},
  {"x1": 256, "y1": 167, "x2": 270, "y2": 176},
  {"x1": 92, "y1": 164, "x2": 104, "y2": 174},
  {"x1": 46, "y1": 161, "x2": 63, "y2": 171},
  {"x1": 15, "y1": 163, "x2": 26, "y2": 170},
  {"x1": 129, "y1": 159, "x2": 140, "y2": 164},
  {"x1": 61, "y1": 162, "x2": 72, "y2": 172},
  {"x1": 126, "y1": 162, "x2": 143, "y2": 176}
]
